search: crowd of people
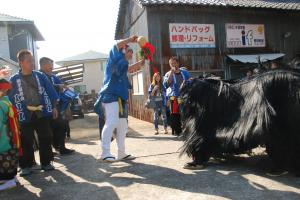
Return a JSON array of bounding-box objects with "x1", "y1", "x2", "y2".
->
[
  {"x1": 0, "y1": 50, "x2": 74, "y2": 191},
  {"x1": 147, "y1": 57, "x2": 191, "y2": 136},
  {"x1": 0, "y1": 35, "x2": 210, "y2": 191},
  {"x1": 94, "y1": 36, "x2": 192, "y2": 163},
  {"x1": 0, "y1": 34, "x2": 291, "y2": 192}
]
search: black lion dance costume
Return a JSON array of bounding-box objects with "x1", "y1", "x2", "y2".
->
[{"x1": 180, "y1": 70, "x2": 300, "y2": 175}]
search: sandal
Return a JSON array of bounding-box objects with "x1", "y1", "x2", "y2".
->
[
  {"x1": 120, "y1": 155, "x2": 136, "y2": 161},
  {"x1": 99, "y1": 156, "x2": 116, "y2": 163}
]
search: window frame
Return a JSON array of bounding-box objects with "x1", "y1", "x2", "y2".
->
[{"x1": 131, "y1": 70, "x2": 144, "y2": 96}]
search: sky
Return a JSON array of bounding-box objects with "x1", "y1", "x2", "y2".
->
[{"x1": 1, "y1": 0, "x2": 120, "y2": 61}]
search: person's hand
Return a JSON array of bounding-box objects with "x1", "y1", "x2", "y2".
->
[
  {"x1": 130, "y1": 35, "x2": 138, "y2": 43},
  {"x1": 0, "y1": 68, "x2": 11, "y2": 78},
  {"x1": 52, "y1": 107, "x2": 59, "y2": 119}
]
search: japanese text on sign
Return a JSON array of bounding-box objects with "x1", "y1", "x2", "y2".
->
[
  {"x1": 169, "y1": 23, "x2": 216, "y2": 48},
  {"x1": 226, "y1": 24, "x2": 265, "y2": 48}
]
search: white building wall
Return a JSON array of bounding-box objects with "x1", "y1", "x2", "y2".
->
[
  {"x1": 0, "y1": 26, "x2": 10, "y2": 58},
  {"x1": 70, "y1": 59, "x2": 106, "y2": 94}
]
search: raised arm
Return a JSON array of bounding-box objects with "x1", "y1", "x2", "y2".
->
[
  {"x1": 129, "y1": 59, "x2": 145, "y2": 69},
  {"x1": 164, "y1": 71, "x2": 173, "y2": 88},
  {"x1": 117, "y1": 36, "x2": 138, "y2": 50}
]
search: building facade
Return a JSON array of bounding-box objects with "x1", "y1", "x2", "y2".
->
[
  {"x1": 115, "y1": 0, "x2": 300, "y2": 122},
  {"x1": 0, "y1": 13, "x2": 44, "y2": 73},
  {"x1": 55, "y1": 50, "x2": 108, "y2": 94}
]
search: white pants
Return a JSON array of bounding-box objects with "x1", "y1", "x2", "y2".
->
[{"x1": 101, "y1": 101, "x2": 128, "y2": 159}]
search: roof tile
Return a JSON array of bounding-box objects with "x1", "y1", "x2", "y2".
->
[
  {"x1": 137, "y1": 0, "x2": 300, "y2": 10},
  {"x1": 0, "y1": 13, "x2": 31, "y2": 22}
]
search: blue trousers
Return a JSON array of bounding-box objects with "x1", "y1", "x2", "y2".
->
[{"x1": 153, "y1": 105, "x2": 168, "y2": 130}]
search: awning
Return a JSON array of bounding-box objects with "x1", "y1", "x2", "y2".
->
[
  {"x1": 52, "y1": 64, "x2": 84, "y2": 85},
  {"x1": 227, "y1": 53, "x2": 285, "y2": 64}
]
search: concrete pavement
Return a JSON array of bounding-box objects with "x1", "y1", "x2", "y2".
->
[{"x1": 0, "y1": 114, "x2": 300, "y2": 200}]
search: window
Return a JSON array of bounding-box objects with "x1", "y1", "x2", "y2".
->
[
  {"x1": 132, "y1": 71, "x2": 144, "y2": 95},
  {"x1": 74, "y1": 85, "x2": 87, "y2": 94}
]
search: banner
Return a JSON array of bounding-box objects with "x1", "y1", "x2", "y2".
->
[
  {"x1": 226, "y1": 24, "x2": 265, "y2": 48},
  {"x1": 169, "y1": 23, "x2": 215, "y2": 48}
]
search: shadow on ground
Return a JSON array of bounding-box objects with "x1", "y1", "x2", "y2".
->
[
  {"x1": 127, "y1": 127, "x2": 180, "y2": 141},
  {"x1": 1, "y1": 137, "x2": 300, "y2": 200},
  {"x1": 0, "y1": 163, "x2": 120, "y2": 200}
]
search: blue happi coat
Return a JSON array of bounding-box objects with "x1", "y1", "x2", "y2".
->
[
  {"x1": 49, "y1": 73, "x2": 63, "y2": 88},
  {"x1": 99, "y1": 45, "x2": 131, "y2": 103},
  {"x1": 163, "y1": 69, "x2": 191, "y2": 97},
  {"x1": 9, "y1": 70, "x2": 59, "y2": 123},
  {"x1": 44, "y1": 73, "x2": 70, "y2": 112}
]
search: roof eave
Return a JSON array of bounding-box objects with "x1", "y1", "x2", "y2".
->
[
  {"x1": 0, "y1": 13, "x2": 45, "y2": 41},
  {"x1": 56, "y1": 58, "x2": 107, "y2": 66},
  {"x1": 138, "y1": 2, "x2": 300, "y2": 11},
  {"x1": 31, "y1": 24, "x2": 45, "y2": 41},
  {"x1": 0, "y1": 21, "x2": 45, "y2": 41},
  {"x1": 115, "y1": 0, "x2": 300, "y2": 39},
  {"x1": 24, "y1": 22, "x2": 45, "y2": 41}
]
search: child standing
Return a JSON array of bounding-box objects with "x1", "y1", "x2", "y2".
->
[{"x1": 0, "y1": 78, "x2": 21, "y2": 191}]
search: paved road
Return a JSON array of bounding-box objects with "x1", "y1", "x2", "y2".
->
[{"x1": 1, "y1": 114, "x2": 300, "y2": 200}]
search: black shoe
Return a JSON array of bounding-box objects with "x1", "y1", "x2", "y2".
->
[
  {"x1": 41, "y1": 164, "x2": 55, "y2": 171},
  {"x1": 60, "y1": 148, "x2": 75, "y2": 155}
]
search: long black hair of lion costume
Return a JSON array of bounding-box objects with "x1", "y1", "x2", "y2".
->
[{"x1": 180, "y1": 70, "x2": 300, "y2": 173}]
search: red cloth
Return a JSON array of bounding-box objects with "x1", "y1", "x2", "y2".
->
[
  {"x1": 141, "y1": 42, "x2": 155, "y2": 61},
  {"x1": 10, "y1": 105, "x2": 22, "y2": 155},
  {"x1": 171, "y1": 99, "x2": 179, "y2": 114},
  {"x1": 0, "y1": 82, "x2": 12, "y2": 90},
  {"x1": 2, "y1": 100, "x2": 22, "y2": 155}
]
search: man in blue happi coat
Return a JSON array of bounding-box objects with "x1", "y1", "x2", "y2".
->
[
  {"x1": 40, "y1": 57, "x2": 75, "y2": 155},
  {"x1": 163, "y1": 57, "x2": 190, "y2": 136},
  {"x1": 9, "y1": 50, "x2": 59, "y2": 176},
  {"x1": 98, "y1": 36, "x2": 145, "y2": 162}
]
